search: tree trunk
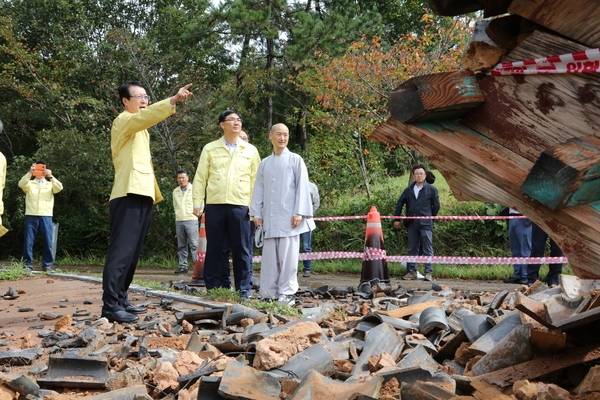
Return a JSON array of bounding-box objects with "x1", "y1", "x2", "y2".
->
[
  {"x1": 296, "y1": 104, "x2": 308, "y2": 150},
  {"x1": 237, "y1": 35, "x2": 251, "y2": 91},
  {"x1": 355, "y1": 133, "x2": 372, "y2": 199},
  {"x1": 264, "y1": 38, "x2": 274, "y2": 133}
]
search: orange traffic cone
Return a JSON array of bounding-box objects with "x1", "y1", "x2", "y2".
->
[
  {"x1": 189, "y1": 213, "x2": 206, "y2": 287},
  {"x1": 360, "y1": 206, "x2": 389, "y2": 284}
]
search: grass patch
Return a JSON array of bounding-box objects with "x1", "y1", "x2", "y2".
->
[
  {"x1": 132, "y1": 279, "x2": 170, "y2": 290},
  {"x1": 276, "y1": 261, "x2": 566, "y2": 282},
  {"x1": 204, "y1": 287, "x2": 240, "y2": 303},
  {"x1": 128, "y1": 283, "x2": 301, "y2": 316},
  {"x1": 0, "y1": 263, "x2": 31, "y2": 280},
  {"x1": 249, "y1": 299, "x2": 302, "y2": 317},
  {"x1": 303, "y1": 259, "x2": 573, "y2": 282},
  {"x1": 55, "y1": 252, "x2": 178, "y2": 270},
  {"x1": 56, "y1": 251, "x2": 106, "y2": 267}
]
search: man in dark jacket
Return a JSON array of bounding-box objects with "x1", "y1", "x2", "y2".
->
[{"x1": 393, "y1": 165, "x2": 440, "y2": 281}]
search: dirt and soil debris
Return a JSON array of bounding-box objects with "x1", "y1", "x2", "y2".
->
[{"x1": 0, "y1": 270, "x2": 600, "y2": 399}]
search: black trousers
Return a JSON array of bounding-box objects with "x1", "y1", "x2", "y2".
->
[
  {"x1": 102, "y1": 194, "x2": 153, "y2": 311},
  {"x1": 527, "y1": 223, "x2": 563, "y2": 286},
  {"x1": 203, "y1": 204, "x2": 252, "y2": 293}
]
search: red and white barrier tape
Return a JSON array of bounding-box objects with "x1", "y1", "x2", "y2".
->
[
  {"x1": 196, "y1": 252, "x2": 568, "y2": 265},
  {"x1": 314, "y1": 215, "x2": 367, "y2": 221},
  {"x1": 364, "y1": 247, "x2": 386, "y2": 261},
  {"x1": 194, "y1": 213, "x2": 562, "y2": 265},
  {"x1": 314, "y1": 215, "x2": 527, "y2": 221},
  {"x1": 487, "y1": 48, "x2": 600, "y2": 75},
  {"x1": 385, "y1": 255, "x2": 568, "y2": 264}
]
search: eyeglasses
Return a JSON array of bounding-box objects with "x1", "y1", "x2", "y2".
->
[
  {"x1": 224, "y1": 118, "x2": 242, "y2": 123},
  {"x1": 131, "y1": 95, "x2": 150, "y2": 101}
]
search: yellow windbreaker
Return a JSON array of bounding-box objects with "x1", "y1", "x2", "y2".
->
[
  {"x1": 109, "y1": 98, "x2": 175, "y2": 204},
  {"x1": 18, "y1": 173, "x2": 63, "y2": 216},
  {"x1": 173, "y1": 183, "x2": 197, "y2": 222},
  {"x1": 192, "y1": 138, "x2": 261, "y2": 211}
]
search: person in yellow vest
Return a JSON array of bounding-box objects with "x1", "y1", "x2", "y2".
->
[
  {"x1": 173, "y1": 169, "x2": 198, "y2": 274},
  {"x1": 18, "y1": 161, "x2": 63, "y2": 272},
  {"x1": 102, "y1": 81, "x2": 193, "y2": 324}
]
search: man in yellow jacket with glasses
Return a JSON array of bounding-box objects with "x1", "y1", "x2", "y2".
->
[
  {"x1": 193, "y1": 110, "x2": 261, "y2": 301},
  {"x1": 102, "y1": 81, "x2": 193, "y2": 324}
]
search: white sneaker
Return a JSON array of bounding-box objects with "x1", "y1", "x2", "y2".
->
[
  {"x1": 402, "y1": 271, "x2": 418, "y2": 280},
  {"x1": 277, "y1": 294, "x2": 295, "y2": 306}
]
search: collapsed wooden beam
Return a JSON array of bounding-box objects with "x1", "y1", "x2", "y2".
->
[
  {"x1": 509, "y1": 0, "x2": 600, "y2": 48},
  {"x1": 388, "y1": 71, "x2": 485, "y2": 123},
  {"x1": 370, "y1": 118, "x2": 600, "y2": 279},
  {"x1": 427, "y1": 0, "x2": 484, "y2": 16},
  {"x1": 521, "y1": 135, "x2": 600, "y2": 209},
  {"x1": 427, "y1": 0, "x2": 511, "y2": 18},
  {"x1": 461, "y1": 30, "x2": 600, "y2": 163},
  {"x1": 483, "y1": 14, "x2": 540, "y2": 53}
]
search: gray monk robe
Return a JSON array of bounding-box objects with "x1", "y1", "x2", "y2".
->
[{"x1": 250, "y1": 148, "x2": 314, "y2": 299}]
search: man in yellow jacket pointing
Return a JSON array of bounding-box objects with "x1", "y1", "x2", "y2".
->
[{"x1": 102, "y1": 81, "x2": 193, "y2": 324}]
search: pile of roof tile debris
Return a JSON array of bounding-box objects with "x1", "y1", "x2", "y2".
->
[{"x1": 2, "y1": 275, "x2": 600, "y2": 399}]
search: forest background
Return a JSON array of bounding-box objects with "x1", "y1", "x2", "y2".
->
[{"x1": 0, "y1": 0, "x2": 510, "y2": 266}]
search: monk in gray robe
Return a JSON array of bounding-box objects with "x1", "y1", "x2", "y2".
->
[{"x1": 250, "y1": 123, "x2": 314, "y2": 304}]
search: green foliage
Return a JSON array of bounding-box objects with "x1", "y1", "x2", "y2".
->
[
  {"x1": 0, "y1": 0, "x2": 232, "y2": 260},
  {"x1": 250, "y1": 299, "x2": 302, "y2": 317},
  {"x1": 434, "y1": 200, "x2": 509, "y2": 258},
  {"x1": 359, "y1": 0, "x2": 457, "y2": 41},
  {"x1": 0, "y1": 263, "x2": 31, "y2": 280},
  {"x1": 296, "y1": 20, "x2": 472, "y2": 198},
  {"x1": 312, "y1": 172, "x2": 510, "y2": 260},
  {"x1": 132, "y1": 279, "x2": 169, "y2": 291},
  {"x1": 205, "y1": 287, "x2": 241, "y2": 303},
  {"x1": 0, "y1": 0, "x2": 478, "y2": 266}
]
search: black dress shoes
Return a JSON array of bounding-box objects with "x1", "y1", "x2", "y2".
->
[
  {"x1": 124, "y1": 304, "x2": 147, "y2": 314},
  {"x1": 503, "y1": 277, "x2": 528, "y2": 284},
  {"x1": 101, "y1": 309, "x2": 139, "y2": 324}
]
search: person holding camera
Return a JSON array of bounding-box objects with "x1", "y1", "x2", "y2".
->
[{"x1": 18, "y1": 161, "x2": 63, "y2": 272}]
